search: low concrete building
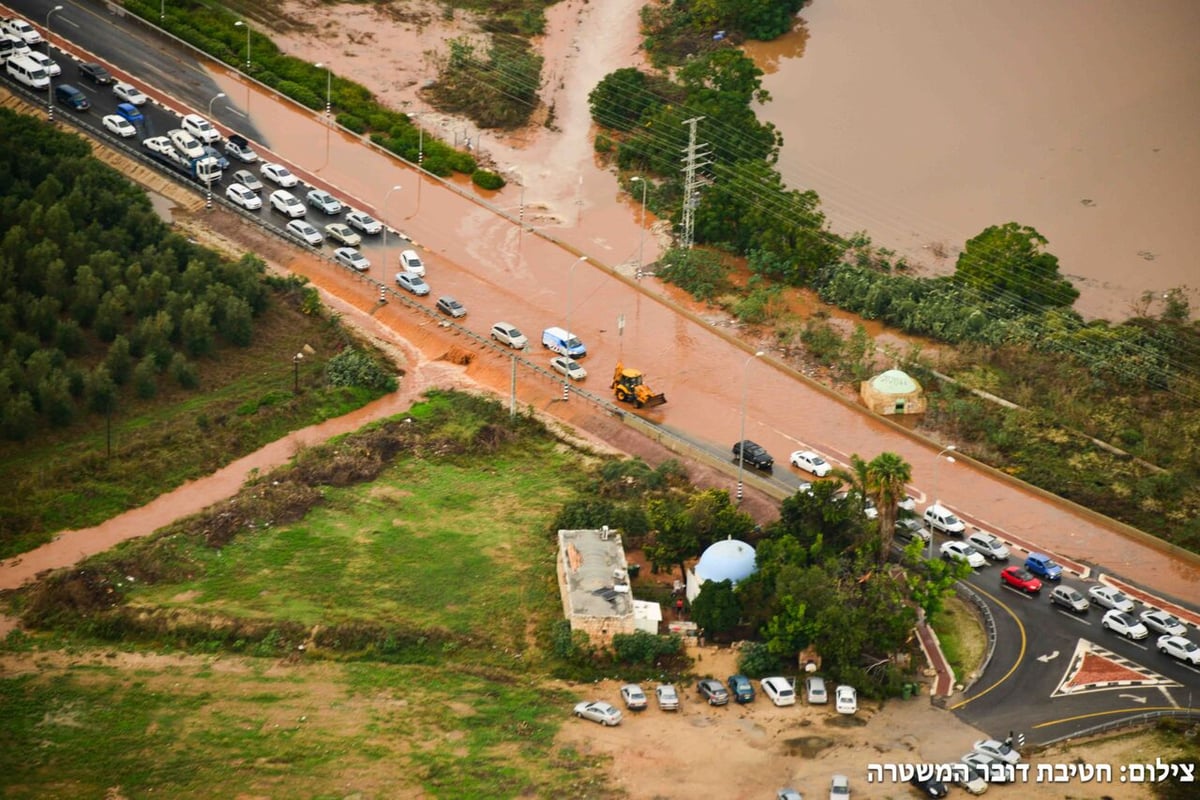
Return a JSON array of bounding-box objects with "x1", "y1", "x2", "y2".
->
[{"x1": 557, "y1": 528, "x2": 642, "y2": 645}]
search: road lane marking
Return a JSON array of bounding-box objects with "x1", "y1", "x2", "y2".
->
[
  {"x1": 1051, "y1": 608, "x2": 1093, "y2": 625},
  {"x1": 949, "y1": 584, "x2": 1027, "y2": 710},
  {"x1": 1032, "y1": 706, "x2": 1181, "y2": 729}
]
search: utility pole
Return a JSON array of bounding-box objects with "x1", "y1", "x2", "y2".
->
[{"x1": 679, "y1": 116, "x2": 711, "y2": 250}]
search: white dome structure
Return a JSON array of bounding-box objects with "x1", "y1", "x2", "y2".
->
[{"x1": 686, "y1": 539, "x2": 757, "y2": 602}]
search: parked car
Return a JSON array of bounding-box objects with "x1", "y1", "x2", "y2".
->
[
  {"x1": 1141, "y1": 609, "x2": 1188, "y2": 637},
  {"x1": 399, "y1": 249, "x2": 426, "y2": 276},
  {"x1": 898, "y1": 494, "x2": 918, "y2": 512},
  {"x1": 1158, "y1": 635, "x2": 1200, "y2": 665},
  {"x1": 895, "y1": 517, "x2": 930, "y2": 543},
  {"x1": 697, "y1": 678, "x2": 729, "y2": 706},
  {"x1": 999, "y1": 566, "x2": 1042, "y2": 594},
  {"x1": 619, "y1": 683, "x2": 648, "y2": 710},
  {"x1": 924, "y1": 504, "x2": 966, "y2": 536},
  {"x1": 776, "y1": 789, "x2": 803, "y2": 800},
  {"x1": 333, "y1": 247, "x2": 370, "y2": 272},
  {"x1": 435, "y1": 296, "x2": 466, "y2": 318},
  {"x1": 761, "y1": 676, "x2": 796, "y2": 707},
  {"x1": 967, "y1": 531, "x2": 1010, "y2": 561},
  {"x1": 732, "y1": 440, "x2": 773, "y2": 470},
  {"x1": 1024, "y1": 552, "x2": 1063, "y2": 581},
  {"x1": 972, "y1": 739, "x2": 1020, "y2": 765},
  {"x1": 789, "y1": 450, "x2": 832, "y2": 477},
  {"x1": 269, "y1": 190, "x2": 305, "y2": 219},
  {"x1": 345, "y1": 210, "x2": 383, "y2": 234},
  {"x1": 2, "y1": 17, "x2": 42, "y2": 45},
  {"x1": 1049, "y1": 585, "x2": 1090, "y2": 613},
  {"x1": 260, "y1": 162, "x2": 298, "y2": 187},
  {"x1": 232, "y1": 169, "x2": 263, "y2": 193},
  {"x1": 27, "y1": 51, "x2": 60, "y2": 77},
  {"x1": 829, "y1": 773, "x2": 850, "y2": 800},
  {"x1": 284, "y1": 219, "x2": 323, "y2": 247},
  {"x1": 941, "y1": 540, "x2": 986, "y2": 569},
  {"x1": 225, "y1": 183, "x2": 262, "y2": 210},
  {"x1": 727, "y1": 674, "x2": 756, "y2": 704},
  {"x1": 834, "y1": 685, "x2": 857, "y2": 714},
  {"x1": 655, "y1": 684, "x2": 679, "y2": 711},
  {"x1": 573, "y1": 700, "x2": 621, "y2": 726},
  {"x1": 101, "y1": 115, "x2": 136, "y2": 138},
  {"x1": 167, "y1": 129, "x2": 205, "y2": 159},
  {"x1": 78, "y1": 61, "x2": 114, "y2": 85},
  {"x1": 395, "y1": 272, "x2": 430, "y2": 296},
  {"x1": 490, "y1": 322, "x2": 528, "y2": 349},
  {"x1": 306, "y1": 188, "x2": 343, "y2": 215},
  {"x1": 112, "y1": 81, "x2": 147, "y2": 105},
  {"x1": 550, "y1": 356, "x2": 587, "y2": 382},
  {"x1": 181, "y1": 113, "x2": 221, "y2": 144},
  {"x1": 955, "y1": 762, "x2": 988, "y2": 796},
  {"x1": 1102, "y1": 610, "x2": 1149, "y2": 640},
  {"x1": 224, "y1": 133, "x2": 258, "y2": 163},
  {"x1": 962, "y1": 751, "x2": 1014, "y2": 783},
  {"x1": 324, "y1": 223, "x2": 361, "y2": 247},
  {"x1": 804, "y1": 675, "x2": 828, "y2": 704},
  {"x1": 1089, "y1": 586, "x2": 1135, "y2": 612}
]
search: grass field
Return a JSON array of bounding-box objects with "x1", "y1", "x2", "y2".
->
[{"x1": 0, "y1": 392, "x2": 618, "y2": 799}]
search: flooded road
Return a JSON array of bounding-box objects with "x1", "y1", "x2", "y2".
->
[{"x1": 747, "y1": 0, "x2": 1200, "y2": 320}]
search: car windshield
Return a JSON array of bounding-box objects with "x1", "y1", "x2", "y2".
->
[{"x1": 565, "y1": 337, "x2": 582, "y2": 348}]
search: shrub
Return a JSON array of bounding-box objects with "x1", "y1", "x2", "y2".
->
[
  {"x1": 611, "y1": 630, "x2": 683, "y2": 665},
  {"x1": 471, "y1": 169, "x2": 506, "y2": 190}
]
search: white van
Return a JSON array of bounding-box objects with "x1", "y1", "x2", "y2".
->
[
  {"x1": 542, "y1": 326, "x2": 586, "y2": 358},
  {"x1": 6, "y1": 54, "x2": 49, "y2": 89}
]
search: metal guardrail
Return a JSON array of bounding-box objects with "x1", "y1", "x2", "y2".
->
[
  {"x1": 953, "y1": 581, "x2": 997, "y2": 694},
  {"x1": 1035, "y1": 709, "x2": 1200, "y2": 749}
]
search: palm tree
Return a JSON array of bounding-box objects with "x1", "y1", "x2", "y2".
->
[{"x1": 865, "y1": 452, "x2": 913, "y2": 564}]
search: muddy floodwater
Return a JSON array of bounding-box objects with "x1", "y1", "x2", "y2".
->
[{"x1": 747, "y1": 0, "x2": 1200, "y2": 320}]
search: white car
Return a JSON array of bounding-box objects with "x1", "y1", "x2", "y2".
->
[
  {"x1": 231, "y1": 169, "x2": 263, "y2": 193},
  {"x1": 1157, "y1": 635, "x2": 1200, "y2": 665},
  {"x1": 181, "y1": 113, "x2": 220, "y2": 144},
  {"x1": 972, "y1": 739, "x2": 1020, "y2": 765},
  {"x1": 225, "y1": 183, "x2": 262, "y2": 210},
  {"x1": 941, "y1": 540, "x2": 986, "y2": 569},
  {"x1": 834, "y1": 684, "x2": 857, "y2": 714},
  {"x1": 830, "y1": 774, "x2": 850, "y2": 800},
  {"x1": 1140, "y1": 609, "x2": 1188, "y2": 637},
  {"x1": 573, "y1": 700, "x2": 621, "y2": 726},
  {"x1": 399, "y1": 249, "x2": 426, "y2": 276},
  {"x1": 224, "y1": 134, "x2": 258, "y2": 163},
  {"x1": 112, "y1": 81, "x2": 147, "y2": 105},
  {"x1": 760, "y1": 676, "x2": 796, "y2": 707},
  {"x1": 1089, "y1": 586, "x2": 1135, "y2": 613},
  {"x1": 345, "y1": 210, "x2": 383, "y2": 234},
  {"x1": 143, "y1": 136, "x2": 174, "y2": 155},
  {"x1": 333, "y1": 247, "x2": 370, "y2": 272},
  {"x1": 789, "y1": 450, "x2": 832, "y2": 477},
  {"x1": 3, "y1": 17, "x2": 42, "y2": 45},
  {"x1": 285, "y1": 219, "x2": 323, "y2": 247},
  {"x1": 490, "y1": 322, "x2": 528, "y2": 349},
  {"x1": 550, "y1": 356, "x2": 587, "y2": 382},
  {"x1": 1101, "y1": 610, "x2": 1149, "y2": 640},
  {"x1": 167, "y1": 129, "x2": 205, "y2": 160},
  {"x1": 260, "y1": 162, "x2": 299, "y2": 188},
  {"x1": 967, "y1": 531, "x2": 1010, "y2": 561},
  {"x1": 898, "y1": 494, "x2": 918, "y2": 512},
  {"x1": 924, "y1": 504, "x2": 966, "y2": 535},
  {"x1": 269, "y1": 190, "x2": 305, "y2": 219},
  {"x1": 306, "y1": 189, "x2": 343, "y2": 215},
  {"x1": 655, "y1": 684, "x2": 679, "y2": 711},
  {"x1": 101, "y1": 115, "x2": 136, "y2": 138},
  {"x1": 395, "y1": 272, "x2": 430, "y2": 296},
  {"x1": 27, "y1": 50, "x2": 60, "y2": 77},
  {"x1": 619, "y1": 683, "x2": 648, "y2": 710},
  {"x1": 324, "y1": 223, "x2": 361, "y2": 247},
  {"x1": 955, "y1": 762, "x2": 988, "y2": 795},
  {"x1": 804, "y1": 675, "x2": 828, "y2": 704}
]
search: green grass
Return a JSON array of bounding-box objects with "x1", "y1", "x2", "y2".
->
[
  {"x1": 0, "y1": 295, "x2": 390, "y2": 559},
  {"x1": 929, "y1": 595, "x2": 986, "y2": 684}
]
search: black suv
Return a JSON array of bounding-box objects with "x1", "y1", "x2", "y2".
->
[
  {"x1": 732, "y1": 440, "x2": 773, "y2": 471},
  {"x1": 78, "y1": 62, "x2": 114, "y2": 85}
]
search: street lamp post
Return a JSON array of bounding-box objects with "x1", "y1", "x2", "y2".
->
[
  {"x1": 381, "y1": 184, "x2": 403, "y2": 277},
  {"x1": 314, "y1": 62, "x2": 333, "y2": 167},
  {"x1": 293, "y1": 353, "x2": 303, "y2": 393},
  {"x1": 207, "y1": 91, "x2": 226, "y2": 118},
  {"x1": 630, "y1": 176, "x2": 648, "y2": 278},
  {"x1": 929, "y1": 445, "x2": 957, "y2": 560},
  {"x1": 736, "y1": 351, "x2": 765, "y2": 504},
  {"x1": 46, "y1": 5, "x2": 63, "y2": 121},
  {"x1": 160, "y1": 0, "x2": 165, "y2": 24},
  {"x1": 233, "y1": 21, "x2": 251, "y2": 70}
]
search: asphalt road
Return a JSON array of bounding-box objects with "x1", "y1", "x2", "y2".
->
[{"x1": 5, "y1": 0, "x2": 1199, "y2": 746}]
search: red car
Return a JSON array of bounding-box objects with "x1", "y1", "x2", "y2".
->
[{"x1": 1000, "y1": 566, "x2": 1043, "y2": 594}]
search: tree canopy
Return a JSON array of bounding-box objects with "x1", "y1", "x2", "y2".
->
[{"x1": 954, "y1": 222, "x2": 1079, "y2": 309}]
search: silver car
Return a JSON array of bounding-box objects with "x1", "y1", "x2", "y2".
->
[
  {"x1": 345, "y1": 210, "x2": 383, "y2": 234},
  {"x1": 435, "y1": 296, "x2": 466, "y2": 318},
  {"x1": 655, "y1": 684, "x2": 679, "y2": 711},
  {"x1": 333, "y1": 247, "x2": 370, "y2": 272},
  {"x1": 324, "y1": 223, "x2": 362, "y2": 247},
  {"x1": 1140, "y1": 609, "x2": 1188, "y2": 637},
  {"x1": 306, "y1": 189, "x2": 343, "y2": 215},
  {"x1": 1089, "y1": 586, "x2": 1135, "y2": 612},
  {"x1": 550, "y1": 356, "x2": 587, "y2": 382},
  {"x1": 967, "y1": 531, "x2": 1010, "y2": 561},
  {"x1": 1049, "y1": 585, "x2": 1089, "y2": 613},
  {"x1": 395, "y1": 272, "x2": 430, "y2": 296},
  {"x1": 490, "y1": 322, "x2": 528, "y2": 349},
  {"x1": 285, "y1": 219, "x2": 323, "y2": 247},
  {"x1": 232, "y1": 169, "x2": 263, "y2": 193},
  {"x1": 804, "y1": 675, "x2": 828, "y2": 704},
  {"x1": 573, "y1": 700, "x2": 621, "y2": 726}
]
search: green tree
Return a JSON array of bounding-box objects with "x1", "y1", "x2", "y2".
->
[
  {"x1": 644, "y1": 496, "x2": 696, "y2": 580},
  {"x1": 690, "y1": 578, "x2": 741, "y2": 636},
  {"x1": 588, "y1": 67, "x2": 661, "y2": 131},
  {"x1": 955, "y1": 223, "x2": 1079, "y2": 309},
  {"x1": 865, "y1": 452, "x2": 913, "y2": 565}
]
